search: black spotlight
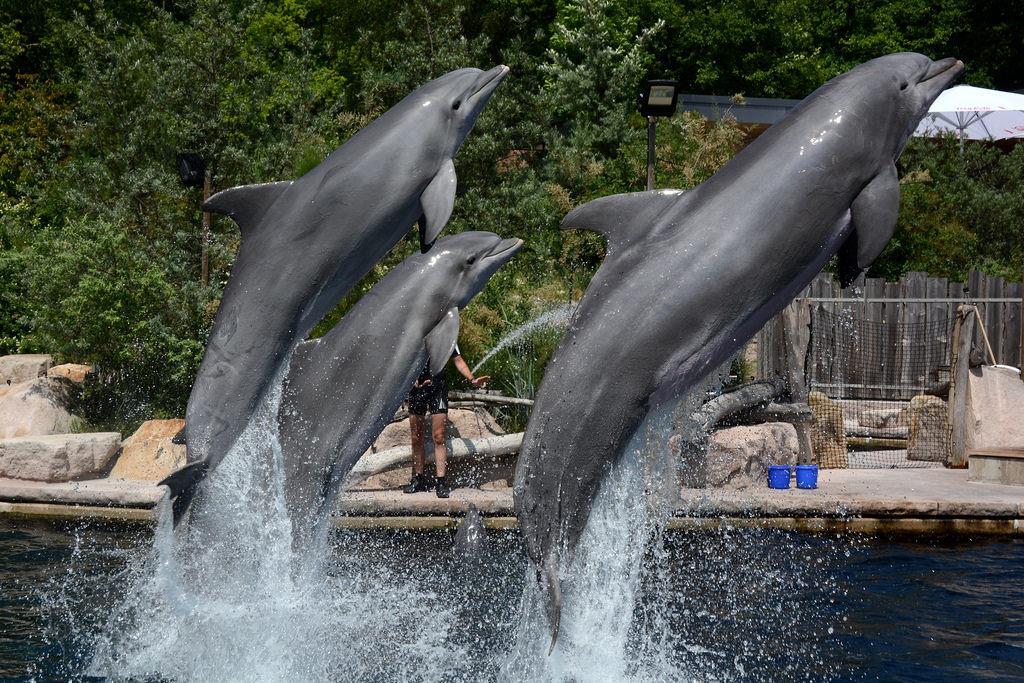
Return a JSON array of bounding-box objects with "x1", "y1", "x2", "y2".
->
[{"x1": 176, "y1": 153, "x2": 206, "y2": 188}]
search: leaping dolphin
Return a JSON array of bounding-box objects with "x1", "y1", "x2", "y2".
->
[
  {"x1": 276, "y1": 232, "x2": 523, "y2": 552},
  {"x1": 163, "y1": 67, "x2": 509, "y2": 520},
  {"x1": 512, "y1": 53, "x2": 962, "y2": 645}
]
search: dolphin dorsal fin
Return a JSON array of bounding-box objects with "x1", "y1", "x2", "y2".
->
[
  {"x1": 560, "y1": 189, "x2": 687, "y2": 251},
  {"x1": 203, "y1": 181, "x2": 292, "y2": 236},
  {"x1": 424, "y1": 308, "x2": 460, "y2": 376}
]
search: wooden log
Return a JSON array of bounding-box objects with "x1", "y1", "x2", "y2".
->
[
  {"x1": 731, "y1": 402, "x2": 814, "y2": 425},
  {"x1": 883, "y1": 281, "x2": 901, "y2": 400},
  {"x1": 781, "y1": 299, "x2": 814, "y2": 464},
  {"x1": 948, "y1": 305, "x2": 977, "y2": 468},
  {"x1": 847, "y1": 436, "x2": 907, "y2": 450},
  {"x1": 865, "y1": 278, "x2": 885, "y2": 401},
  {"x1": 903, "y1": 272, "x2": 927, "y2": 394},
  {"x1": 844, "y1": 425, "x2": 909, "y2": 439},
  {"x1": 968, "y1": 270, "x2": 985, "y2": 356},
  {"x1": 346, "y1": 432, "x2": 524, "y2": 484},
  {"x1": 926, "y1": 276, "x2": 949, "y2": 386},
  {"x1": 448, "y1": 391, "x2": 535, "y2": 407},
  {"x1": 690, "y1": 380, "x2": 786, "y2": 431},
  {"x1": 1003, "y1": 282, "x2": 1022, "y2": 369},
  {"x1": 988, "y1": 276, "x2": 1004, "y2": 363}
]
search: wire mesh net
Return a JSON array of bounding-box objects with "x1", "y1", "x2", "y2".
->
[{"x1": 807, "y1": 307, "x2": 951, "y2": 468}]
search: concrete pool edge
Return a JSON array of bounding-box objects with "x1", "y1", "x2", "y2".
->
[
  {"x1": 2, "y1": 503, "x2": 1022, "y2": 537},
  {"x1": 2, "y1": 469, "x2": 1021, "y2": 536}
]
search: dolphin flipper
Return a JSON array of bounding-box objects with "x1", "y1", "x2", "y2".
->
[
  {"x1": 203, "y1": 181, "x2": 292, "y2": 235},
  {"x1": 424, "y1": 308, "x2": 460, "y2": 375},
  {"x1": 420, "y1": 158, "x2": 457, "y2": 251},
  {"x1": 838, "y1": 164, "x2": 899, "y2": 287},
  {"x1": 560, "y1": 190, "x2": 686, "y2": 251}
]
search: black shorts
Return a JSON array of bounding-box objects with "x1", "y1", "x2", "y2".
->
[{"x1": 408, "y1": 375, "x2": 448, "y2": 415}]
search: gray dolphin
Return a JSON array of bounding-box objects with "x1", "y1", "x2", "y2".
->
[
  {"x1": 512, "y1": 53, "x2": 962, "y2": 644},
  {"x1": 277, "y1": 232, "x2": 523, "y2": 552},
  {"x1": 163, "y1": 67, "x2": 509, "y2": 518}
]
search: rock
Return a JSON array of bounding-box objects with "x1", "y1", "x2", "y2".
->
[
  {"x1": 109, "y1": 419, "x2": 186, "y2": 481},
  {"x1": 906, "y1": 395, "x2": 950, "y2": 462},
  {"x1": 0, "y1": 354, "x2": 52, "y2": 385},
  {"x1": 446, "y1": 407, "x2": 504, "y2": 440},
  {"x1": 809, "y1": 391, "x2": 848, "y2": 468},
  {"x1": 47, "y1": 363, "x2": 93, "y2": 383},
  {"x1": 366, "y1": 407, "x2": 504, "y2": 454},
  {"x1": 966, "y1": 366, "x2": 1024, "y2": 450},
  {"x1": 0, "y1": 378, "x2": 77, "y2": 438},
  {"x1": 702, "y1": 423, "x2": 798, "y2": 489},
  {"x1": 0, "y1": 432, "x2": 121, "y2": 482},
  {"x1": 367, "y1": 420, "x2": 412, "y2": 454},
  {"x1": 481, "y1": 477, "x2": 511, "y2": 491}
]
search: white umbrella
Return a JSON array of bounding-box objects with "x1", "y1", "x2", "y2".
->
[{"x1": 914, "y1": 84, "x2": 1024, "y2": 151}]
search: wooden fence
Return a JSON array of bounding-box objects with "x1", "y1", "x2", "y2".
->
[{"x1": 758, "y1": 271, "x2": 1024, "y2": 400}]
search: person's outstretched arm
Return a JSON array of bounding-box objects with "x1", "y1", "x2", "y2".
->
[{"x1": 452, "y1": 355, "x2": 489, "y2": 388}]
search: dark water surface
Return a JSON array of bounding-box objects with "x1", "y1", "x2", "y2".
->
[{"x1": 0, "y1": 517, "x2": 1021, "y2": 681}]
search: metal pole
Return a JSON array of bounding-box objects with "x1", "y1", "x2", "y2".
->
[
  {"x1": 646, "y1": 116, "x2": 656, "y2": 190},
  {"x1": 201, "y1": 168, "x2": 212, "y2": 286}
]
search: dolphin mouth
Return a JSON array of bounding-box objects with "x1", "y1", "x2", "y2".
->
[
  {"x1": 482, "y1": 237, "x2": 523, "y2": 265},
  {"x1": 921, "y1": 57, "x2": 963, "y2": 84},
  {"x1": 917, "y1": 57, "x2": 963, "y2": 99},
  {"x1": 472, "y1": 65, "x2": 510, "y2": 100}
]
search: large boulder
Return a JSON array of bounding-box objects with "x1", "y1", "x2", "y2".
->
[
  {"x1": 966, "y1": 366, "x2": 1024, "y2": 450},
  {"x1": 47, "y1": 363, "x2": 93, "y2": 383},
  {"x1": 809, "y1": 391, "x2": 847, "y2": 468},
  {"x1": 109, "y1": 419, "x2": 186, "y2": 481},
  {"x1": 0, "y1": 432, "x2": 121, "y2": 482},
  {"x1": 0, "y1": 354, "x2": 52, "y2": 385},
  {"x1": 906, "y1": 395, "x2": 950, "y2": 462},
  {"x1": 0, "y1": 377, "x2": 77, "y2": 438},
  {"x1": 680, "y1": 422, "x2": 798, "y2": 489},
  {"x1": 358, "y1": 408, "x2": 508, "y2": 490},
  {"x1": 447, "y1": 407, "x2": 504, "y2": 440},
  {"x1": 366, "y1": 407, "x2": 504, "y2": 454}
]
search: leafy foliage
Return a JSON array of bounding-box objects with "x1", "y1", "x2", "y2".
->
[{"x1": 0, "y1": 0, "x2": 1021, "y2": 429}]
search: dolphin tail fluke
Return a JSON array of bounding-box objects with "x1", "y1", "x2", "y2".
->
[
  {"x1": 158, "y1": 460, "x2": 209, "y2": 526},
  {"x1": 543, "y1": 554, "x2": 562, "y2": 654}
]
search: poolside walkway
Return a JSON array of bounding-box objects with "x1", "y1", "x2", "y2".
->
[{"x1": 1, "y1": 468, "x2": 1020, "y2": 534}]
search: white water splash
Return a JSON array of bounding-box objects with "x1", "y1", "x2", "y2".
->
[
  {"x1": 88, "y1": 378, "x2": 463, "y2": 682},
  {"x1": 472, "y1": 302, "x2": 577, "y2": 374},
  {"x1": 501, "y1": 400, "x2": 690, "y2": 682}
]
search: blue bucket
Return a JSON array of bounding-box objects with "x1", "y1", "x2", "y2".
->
[
  {"x1": 767, "y1": 465, "x2": 791, "y2": 489},
  {"x1": 795, "y1": 464, "x2": 819, "y2": 489}
]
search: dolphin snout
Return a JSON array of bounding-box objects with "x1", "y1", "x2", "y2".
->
[
  {"x1": 922, "y1": 57, "x2": 963, "y2": 83},
  {"x1": 473, "y1": 65, "x2": 510, "y2": 99},
  {"x1": 914, "y1": 57, "x2": 963, "y2": 107},
  {"x1": 487, "y1": 237, "x2": 524, "y2": 259}
]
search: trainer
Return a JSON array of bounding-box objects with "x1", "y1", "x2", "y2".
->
[{"x1": 403, "y1": 344, "x2": 488, "y2": 498}]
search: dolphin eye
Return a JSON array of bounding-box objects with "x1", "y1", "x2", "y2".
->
[
  {"x1": 900, "y1": 80, "x2": 909, "y2": 90},
  {"x1": 452, "y1": 99, "x2": 462, "y2": 111},
  {"x1": 466, "y1": 255, "x2": 476, "y2": 266}
]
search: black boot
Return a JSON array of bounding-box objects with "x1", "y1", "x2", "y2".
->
[
  {"x1": 403, "y1": 473, "x2": 431, "y2": 494},
  {"x1": 435, "y1": 475, "x2": 451, "y2": 499}
]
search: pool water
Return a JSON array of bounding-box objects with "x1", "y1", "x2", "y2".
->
[{"x1": 0, "y1": 518, "x2": 1021, "y2": 681}]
